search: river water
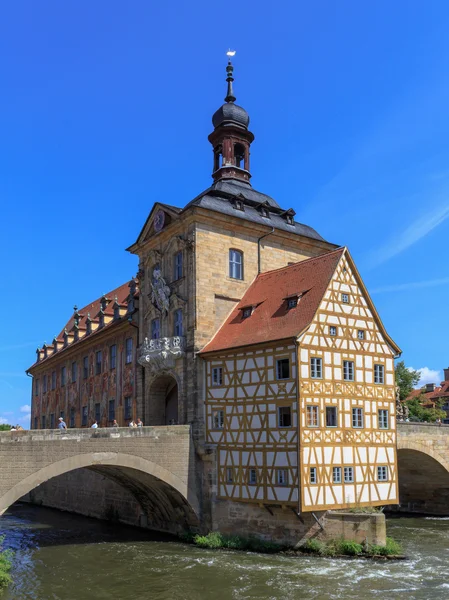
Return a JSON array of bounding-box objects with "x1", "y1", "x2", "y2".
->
[{"x1": 1, "y1": 504, "x2": 449, "y2": 600}]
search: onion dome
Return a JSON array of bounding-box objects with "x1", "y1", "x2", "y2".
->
[{"x1": 212, "y1": 59, "x2": 250, "y2": 130}]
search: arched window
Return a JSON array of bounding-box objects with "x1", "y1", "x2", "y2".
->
[
  {"x1": 234, "y1": 143, "x2": 245, "y2": 169},
  {"x1": 229, "y1": 249, "x2": 243, "y2": 280}
]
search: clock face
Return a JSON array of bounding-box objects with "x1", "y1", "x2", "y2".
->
[{"x1": 154, "y1": 210, "x2": 165, "y2": 232}]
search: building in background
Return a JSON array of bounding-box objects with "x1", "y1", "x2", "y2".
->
[{"x1": 406, "y1": 368, "x2": 449, "y2": 423}]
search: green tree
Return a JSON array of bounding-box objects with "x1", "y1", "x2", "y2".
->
[
  {"x1": 406, "y1": 394, "x2": 446, "y2": 423},
  {"x1": 395, "y1": 361, "x2": 421, "y2": 401},
  {"x1": 0, "y1": 425, "x2": 12, "y2": 431}
]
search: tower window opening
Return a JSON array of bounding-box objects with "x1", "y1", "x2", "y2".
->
[
  {"x1": 234, "y1": 143, "x2": 245, "y2": 169},
  {"x1": 214, "y1": 146, "x2": 223, "y2": 171}
]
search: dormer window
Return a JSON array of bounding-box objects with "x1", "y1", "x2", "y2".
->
[
  {"x1": 100, "y1": 295, "x2": 107, "y2": 311},
  {"x1": 287, "y1": 297, "x2": 298, "y2": 309},
  {"x1": 242, "y1": 307, "x2": 252, "y2": 319},
  {"x1": 286, "y1": 215, "x2": 294, "y2": 225},
  {"x1": 99, "y1": 311, "x2": 104, "y2": 328},
  {"x1": 260, "y1": 207, "x2": 270, "y2": 218},
  {"x1": 86, "y1": 316, "x2": 92, "y2": 335},
  {"x1": 63, "y1": 330, "x2": 68, "y2": 348},
  {"x1": 113, "y1": 304, "x2": 120, "y2": 320},
  {"x1": 73, "y1": 327, "x2": 79, "y2": 342},
  {"x1": 233, "y1": 199, "x2": 244, "y2": 211}
]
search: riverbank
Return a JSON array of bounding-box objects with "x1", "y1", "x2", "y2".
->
[
  {"x1": 0, "y1": 536, "x2": 13, "y2": 590},
  {"x1": 185, "y1": 531, "x2": 404, "y2": 558}
]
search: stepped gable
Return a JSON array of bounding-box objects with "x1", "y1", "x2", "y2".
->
[{"x1": 200, "y1": 247, "x2": 345, "y2": 354}]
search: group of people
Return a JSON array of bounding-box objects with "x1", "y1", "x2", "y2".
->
[
  {"x1": 10, "y1": 425, "x2": 24, "y2": 431},
  {"x1": 56, "y1": 417, "x2": 143, "y2": 429}
]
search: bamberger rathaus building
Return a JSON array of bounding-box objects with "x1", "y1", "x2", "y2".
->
[{"x1": 28, "y1": 60, "x2": 401, "y2": 535}]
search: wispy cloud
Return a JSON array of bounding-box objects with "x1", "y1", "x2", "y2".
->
[
  {"x1": 0, "y1": 418, "x2": 9, "y2": 425},
  {"x1": 20, "y1": 405, "x2": 31, "y2": 413},
  {"x1": 368, "y1": 201, "x2": 449, "y2": 269},
  {"x1": 0, "y1": 342, "x2": 38, "y2": 353},
  {"x1": 371, "y1": 276, "x2": 449, "y2": 294},
  {"x1": 19, "y1": 413, "x2": 31, "y2": 425},
  {"x1": 412, "y1": 366, "x2": 441, "y2": 388}
]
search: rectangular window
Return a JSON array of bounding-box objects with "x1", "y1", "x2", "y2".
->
[
  {"x1": 83, "y1": 356, "x2": 88, "y2": 379},
  {"x1": 60, "y1": 410, "x2": 65, "y2": 420},
  {"x1": 174, "y1": 251, "x2": 183, "y2": 280},
  {"x1": 34, "y1": 416, "x2": 38, "y2": 430},
  {"x1": 357, "y1": 330, "x2": 365, "y2": 340},
  {"x1": 95, "y1": 403, "x2": 101, "y2": 423},
  {"x1": 343, "y1": 360, "x2": 354, "y2": 381},
  {"x1": 212, "y1": 367, "x2": 223, "y2": 386},
  {"x1": 226, "y1": 467, "x2": 233, "y2": 483},
  {"x1": 50, "y1": 413, "x2": 55, "y2": 429},
  {"x1": 329, "y1": 326, "x2": 337, "y2": 336},
  {"x1": 70, "y1": 408, "x2": 75, "y2": 428},
  {"x1": 378, "y1": 409, "x2": 389, "y2": 429},
  {"x1": 110, "y1": 345, "x2": 117, "y2": 370},
  {"x1": 35, "y1": 379, "x2": 39, "y2": 396},
  {"x1": 82, "y1": 406, "x2": 88, "y2": 426},
  {"x1": 352, "y1": 408, "x2": 364, "y2": 428},
  {"x1": 212, "y1": 410, "x2": 224, "y2": 429},
  {"x1": 276, "y1": 358, "x2": 290, "y2": 380},
  {"x1": 151, "y1": 319, "x2": 161, "y2": 340},
  {"x1": 344, "y1": 467, "x2": 354, "y2": 483},
  {"x1": 277, "y1": 469, "x2": 289, "y2": 486},
  {"x1": 278, "y1": 406, "x2": 292, "y2": 428},
  {"x1": 248, "y1": 468, "x2": 257, "y2": 485},
  {"x1": 43, "y1": 375, "x2": 47, "y2": 393},
  {"x1": 51, "y1": 371, "x2": 56, "y2": 390},
  {"x1": 287, "y1": 297, "x2": 298, "y2": 309},
  {"x1": 125, "y1": 338, "x2": 133, "y2": 364},
  {"x1": 71, "y1": 362, "x2": 77, "y2": 383},
  {"x1": 124, "y1": 397, "x2": 132, "y2": 420},
  {"x1": 377, "y1": 466, "x2": 388, "y2": 481},
  {"x1": 326, "y1": 406, "x2": 337, "y2": 427},
  {"x1": 333, "y1": 467, "x2": 342, "y2": 483},
  {"x1": 96, "y1": 351, "x2": 102, "y2": 374},
  {"x1": 374, "y1": 364, "x2": 385, "y2": 384},
  {"x1": 174, "y1": 310, "x2": 183, "y2": 337},
  {"x1": 229, "y1": 249, "x2": 243, "y2": 280},
  {"x1": 306, "y1": 405, "x2": 320, "y2": 427},
  {"x1": 341, "y1": 293, "x2": 349, "y2": 303},
  {"x1": 310, "y1": 357, "x2": 322, "y2": 379},
  {"x1": 108, "y1": 399, "x2": 115, "y2": 422},
  {"x1": 61, "y1": 367, "x2": 66, "y2": 387},
  {"x1": 310, "y1": 467, "x2": 317, "y2": 484},
  {"x1": 41, "y1": 415, "x2": 46, "y2": 429}
]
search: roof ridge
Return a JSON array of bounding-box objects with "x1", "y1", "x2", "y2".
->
[{"x1": 256, "y1": 247, "x2": 346, "y2": 279}]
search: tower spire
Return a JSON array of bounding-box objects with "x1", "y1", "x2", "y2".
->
[{"x1": 225, "y1": 56, "x2": 236, "y2": 103}]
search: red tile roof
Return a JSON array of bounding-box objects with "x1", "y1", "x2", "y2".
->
[
  {"x1": 407, "y1": 381, "x2": 449, "y2": 402},
  {"x1": 200, "y1": 248, "x2": 345, "y2": 354}
]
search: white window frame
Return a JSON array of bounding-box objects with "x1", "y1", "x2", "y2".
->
[
  {"x1": 212, "y1": 367, "x2": 223, "y2": 386},
  {"x1": 377, "y1": 466, "x2": 388, "y2": 481},
  {"x1": 344, "y1": 467, "x2": 354, "y2": 483},
  {"x1": 374, "y1": 364, "x2": 385, "y2": 384},
  {"x1": 276, "y1": 358, "x2": 290, "y2": 380},
  {"x1": 277, "y1": 469, "x2": 289, "y2": 486},
  {"x1": 306, "y1": 405, "x2": 320, "y2": 428},
  {"x1": 333, "y1": 467, "x2": 342, "y2": 484},
  {"x1": 325, "y1": 406, "x2": 337, "y2": 427},
  {"x1": 229, "y1": 249, "x2": 243, "y2": 280},
  {"x1": 343, "y1": 360, "x2": 354, "y2": 381},
  {"x1": 329, "y1": 326, "x2": 337, "y2": 336},
  {"x1": 248, "y1": 468, "x2": 257, "y2": 485},
  {"x1": 212, "y1": 409, "x2": 224, "y2": 429},
  {"x1": 352, "y1": 407, "x2": 364, "y2": 428},
  {"x1": 378, "y1": 409, "x2": 389, "y2": 429},
  {"x1": 278, "y1": 406, "x2": 292, "y2": 428},
  {"x1": 310, "y1": 467, "x2": 317, "y2": 484},
  {"x1": 310, "y1": 357, "x2": 322, "y2": 379}
]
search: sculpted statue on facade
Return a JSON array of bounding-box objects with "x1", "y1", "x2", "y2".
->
[{"x1": 150, "y1": 268, "x2": 171, "y2": 314}]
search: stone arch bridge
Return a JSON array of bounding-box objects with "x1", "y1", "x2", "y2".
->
[
  {"x1": 0, "y1": 425, "x2": 204, "y2": 534},
  {"x1": 397, "y1": 422, "x2": 449, "y2": 515}
]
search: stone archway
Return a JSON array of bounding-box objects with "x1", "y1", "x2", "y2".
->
[
  {"x1": 148, "y1": 373, "x2": 179, "y2": 425},
  {"x1": 396, "y1": 443, "x2": 449, "y2": 515},
  {"x1": 0, "y1": 452, "x2": 200, "y2": 534}
]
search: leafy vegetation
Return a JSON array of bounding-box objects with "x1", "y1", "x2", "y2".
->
[
  {"x1": 190, "y1": 532, "x2": 283, "y2": 553},
  {"x1": 0, "y1": 425, "x2": 12, "y2": 432},
  {"x1": 395, "y1": 361, "x2": 421, "y2": 402},
  {"x1": 302, "y1": 536, "x2": 402, "y2": 557},
  {"x1": 406, "y1": 395, "x2": 446, "y2": 423},
  {"x1": 0, "y1": 536, "x2": 13, "y2": 589}
]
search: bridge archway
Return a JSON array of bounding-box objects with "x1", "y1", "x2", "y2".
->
[
  {"x1": 148, "y1": 373, "x2": 179, "y2": 425},
  {"x1": 397, "y1": 440, "x2": 449, "y2": 515},
  {"x1": 0, "y1": 452, "x2": 200, "y2": 534}
]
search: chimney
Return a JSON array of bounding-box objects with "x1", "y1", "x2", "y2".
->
[
  {"x1": 444, "y1": 367, "x2": 449, "y2": 382},
  {"x1": 426, "y1": 383, "x2": 436, "y2": 393}
]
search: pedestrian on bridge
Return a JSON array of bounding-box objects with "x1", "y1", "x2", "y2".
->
[
  {"x1": 91, "y1": 420, "x2": 98, "y2": 429},
  {"x1": 58, "y1": 417, "x2": 67, "y2": 430}
]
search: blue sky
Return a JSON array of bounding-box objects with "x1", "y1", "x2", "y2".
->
[{"x1": 1, "y1": 1, "x2": 448, "y2": 426}]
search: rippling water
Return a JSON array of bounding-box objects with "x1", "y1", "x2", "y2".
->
[{"x1": 2, "y1": 504, "x2": 449, "y2": 599}]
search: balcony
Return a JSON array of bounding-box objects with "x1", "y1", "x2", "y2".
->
[{"x1": 138, "y1": 336, "x2": 185, "y2": 372}]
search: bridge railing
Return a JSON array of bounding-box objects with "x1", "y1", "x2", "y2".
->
[{"x1": 0, "y1": 424, "x2": 191, "y2": 441}]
